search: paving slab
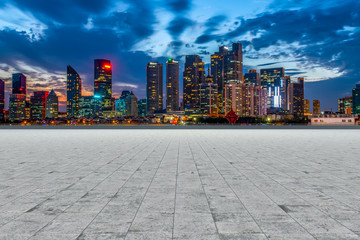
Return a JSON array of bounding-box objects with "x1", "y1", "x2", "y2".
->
[{"x1": 0, "y1": 129, "x2": 359, "y2": 239}]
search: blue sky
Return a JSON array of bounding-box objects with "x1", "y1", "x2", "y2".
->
[{"x1": 0, "y1": 0, "x2": 359, "y2": 112}]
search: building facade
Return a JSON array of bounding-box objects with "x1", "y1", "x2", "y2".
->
[
  {"x1": 30, "y1": 91, "x2": 49, "y2": 120},
  {"x1": 288, "y1": 78, "x2": 305, "y2": 117},
  {"x1": 12, "y1": 73, "x2": 26, "y2": 95},
  {"x1": 79, "y1": 96, "x2": 101, "y2": 118},
  {"x1": 313, "y1": 100, "x2": 320, "y2": 114},
  {"x1": 9, "y1": 94, "x2": 26, "y2": 122},
  {"x1": 125, "y1": 92, "x2": 138, "y2": 117},
  {"x1": 260, "y1": 68, "x2": 285, "y2": 109},
  {"x1": 304, "y1": 99, "x2": 310, "y2": 116},
  {"x1": 224, "y1": 80, "x2": 246, "y2": 116},
  {"x1": 146, "y1": 62, "x2": 163, "y2": 115},
  {"x1": 244, "y1": 69, "x2": 260, "y2": 86},
  {"x1": 46, "y1": 90, "x2": 59, "y2": 119},
  {"x1": 138, "y1": 99, "x2": 147, "y2": 117},
  {"x1": 94, "y1": 59, "x2": 112, "y2": 112},
  {"x1": 166, "y1": 59, "x2": 179, "y2": 112},
  {"x1": 352, "y1": 84, "x2": 360, "y2": 115},
  {"x1": 199, "y1": 74, "x2": 218, "y2": 116},
  {"x1": 338, "y1": 96, "x2": 352, "y2": 114},
  {"x1": 67, "y1": 65, "x2": 82, "y2": 118},
  {"x1": 183, "y1": 55, "x2": 205, "y2": 115}
]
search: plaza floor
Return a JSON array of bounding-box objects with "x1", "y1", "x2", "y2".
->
[{"x1": 0, "y1": 129, "x2": 360, "y2": 240}]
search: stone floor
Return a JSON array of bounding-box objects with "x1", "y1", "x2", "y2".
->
[{"x1": 0, "y1": 129, "x2": 360, "y2": 240}]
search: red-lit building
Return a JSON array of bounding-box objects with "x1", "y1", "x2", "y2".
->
[{"x1": 94, "y1": 59, "x2": 112, "y2": 112}]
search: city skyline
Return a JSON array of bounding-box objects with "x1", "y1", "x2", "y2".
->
[{"x1": 0, "y1": 0, "x2": 359, "y2": 112}]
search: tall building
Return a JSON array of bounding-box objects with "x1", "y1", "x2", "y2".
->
[
  {"x1": 94, "y1": 59, "x2": 112, "y2": 112},
  {"x1": 183, "y1": 55, "x2": 205, "y2": 114},
  {"x1": 166, "y1": 59, "x2": 179, "y2": 112},
  {"x1": 260, "y1": 68, "x2": 285, "y2": 109},
  {"x1": 288, "y1": 78, "x2": 305, "y2": 117},
  {"x1": 12, "y1": 73, "x2": 26, "y2": 95},
  {"x1": 244, "y1": 69, "x2": 260, "y2": 86},
  {"x1": 224, "y1": 80, "x2": 246, "y2": 116},
  {"x1": 352, "y1": 84, "x2": 360, "y2": 115},
  {"x1": 0, "y1": 79, "x2": 4, "y2": 121},
  {"x1": 253, "y1": 86, "x2": 267, "y2": 116},
  {"x1": 30, "y1": 91, "x2": 49, "y2": 120},
  {"x1": 125, "y1": 92, "x2": 138, "y2": 117},
  {"x1": 200, "y1": 72, "x2": 218, "y2": 116},
  {"x1": 46, "y1": 90, "x2": 59, "y2": 119},
  {"x1": 211, "y1": 43, "x2": 243, "y2": 113},
  {"x1": 338, "y1": 96, "x2": 352, "y2": 114},
  {"x1": 146, "y1": 62, "x2": 163, "y2": 115},
  {"x1": 9, "y1": 94, "x2": 26, "y2": 122},
  {"x1": 115, "y1": 90, "x2": 131, "y2": 116},
  {"x1": 138, "y1": 99, "x2": 147, "y2": 117},
  {"x1": 313, "y1": 100, "x2": 320, "y2": 115},
  {"x1": 79, "y1": 96, "x2": 102, "y2": 118},
  {"x1": 304, "y1": 99, "x2": 310, "y2": 115},
  {"x1": 67, "y1": 65, "x2": 82, "y2": 118},
  {"x1": 283, "y1": 76, "x2": 291, "y2": 111}
]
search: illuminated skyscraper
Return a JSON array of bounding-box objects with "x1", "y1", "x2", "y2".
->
[
  {"x1": 183, "y1": 55, "x2": 205, "y2": 114},
  {"x1": 9, "y1": 94, "x2": 26, "y2": 122},
  {"x1": 46, "y1": 90, "x2": 59, "y2": 119},
  {"x1": 288, "y1": 78, "x2": 305, "y2": 117},
  {"x1": 338, "y1": 96, "x2": 352, "y2": 114},
  {"x1": 94, "y1": 59, "x2": 112, "y2": 112},
  {"x1": 211, "y1": 43, "x2": 243, "y2": 112},
  {"x1": 12, "y1": 73, "x2": 26, "y2": 95},
  {"x1": 352, "y1": 84, "x2": 360, "y2": 114},
  {"x1": 146, "y1": 62, "x2": 163, "y2": 115},
  {"x1": 0, "y1": 79, "x2": 4, "y2": 121},
  {"x1": 283, "y1": 75, "x2": 291, "y2": 110},
  {"x1": 79, "y1": 96, "x2": 101, "y2": 118},
  {"x1": 200, "y1": 71, "x2": 218, "y2": 116},
  {"x1": 67, "y1": 65, "x2": 82, "y2": 118},
  {"x1": 138, "y1": 99, "x2": 147, "y2": 117},
  {"x1": 224, "y1": 80, "x2": 246, "y2": 116},
  {"x1": 313, "y1": 100, "x2": 320, "y2": 115},
  {"x1": 244, "y1": 69, "x2": 260, "y2": 86},
  {"x1": 260, "y1": 68, "x2": 285, "y2": 109},
  {"x1": 30, "y1": 91, "x2": 49, "y2": 120},
  {"x1": 254, "y1": 86, "x2": 267, "y2": 116},
  {"x1": 166, "y1": 59, "x2": 179, "y2": 112}
]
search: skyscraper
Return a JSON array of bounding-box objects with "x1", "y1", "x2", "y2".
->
[
  {"x1": 183, "y1": 55, "x2": 205, "y2": 114},
  {"x1": 138, "y1": 99, "x2": 147, "y2": 117},
  {"x1": 9, "y1": 94, "x2": 26, "y2": 122},
  {"x1": 166, "y1": 59, "x2": 179, "y2": 112},
  {"x1": 200, "y1": 72, "x2": 218, "y2": 116},
  {"x1": 244, "y1": 69, "x2": 260, "y2": 86},
  {"x1": 313, "y1": 100, "x2": 320, "y2": 115},
  {"x1": 304, "y1": 99, "x2": 310, "y2": 115},
  {"x1": 67, "y1": 65, "x2": 82, "y2": 118},
  {"x1": 211, "y1": 43, "x2": 243, "y2": 113},
  {"x1": 288, "y1": 78, "x2": 305, "y2": 117},
  {"x1": 30, "y1": 91, "x2": 49, "y2": 120},
  {"x1": 260, "y1": 68, "x2": 285, "y2": 109},
  {"x1": 94, "y1": 59, "x2": 112, "y2": 112},
  {"x1": 12, "y1": 73, "x2": 26, "y2": 95},
  {"x1": 46, "y1": 90, "x2": 59, "y2": 119},
  {"x1": 0, "y1": 79, "x2": 4, "y2": 121},
  {"x1": 352, "y1": 84, "x2": 360, "y2": 115},
  {"x1": 125, "y1": 92, "x2": 138, "y2": 117},
  {"x1": 146, "y1": 62, "x2": 163, "y2": 115},
  {"x1": 224, "y1": 80, "x2": 246, "y2": 116},
  {"x1": 79, "y1": 96, "x2": 101, "y2": 119},
  {"x1": 338, "y1": 96, "x2": 352, "y2": 114}
]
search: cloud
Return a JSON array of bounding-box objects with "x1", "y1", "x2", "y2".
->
[{"x1": 167, "y1": 17, "x2": 193, "y2": 37}]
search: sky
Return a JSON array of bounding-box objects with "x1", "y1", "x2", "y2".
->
[{"x1": 0, "y1": 0, "x2": 359, "y2": 112}]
